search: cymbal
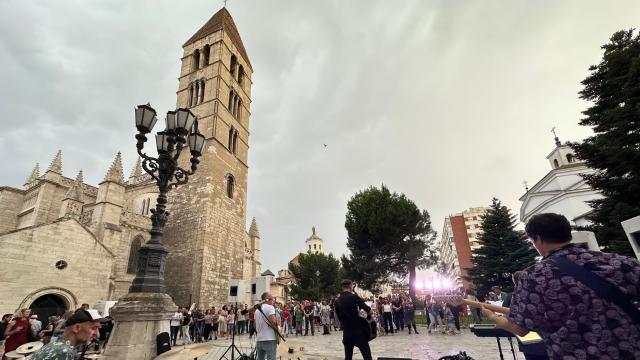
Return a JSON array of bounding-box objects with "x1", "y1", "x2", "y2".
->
[
  {"x1": 3, "y1": 350, "x2": 25, "y2": 359},
  {"x1": 17, "y1": 341, "x2": 43, "y2": 354}
]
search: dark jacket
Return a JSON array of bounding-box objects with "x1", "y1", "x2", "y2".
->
[{"x1": 335, "y1": 291, "x2": 371, "y2": 342}]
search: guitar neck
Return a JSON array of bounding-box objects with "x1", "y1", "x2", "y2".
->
[{"x1": 463, "y1": 299, "x2": 510, "y2": 314}]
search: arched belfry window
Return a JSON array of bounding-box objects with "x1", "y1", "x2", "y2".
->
[
  {"x1": 228, "y1": 127, "x2": 235, "y2": 150},
  {"x1": 226, "y1": 174, "x2": 235, "y2": 199},
  {"x1": 553, "y1": 159, "x2": 559, "y2": 169},
  {"x1": 203, "y1": 45, "x2": 210, "y2": 66},
  {"x1": 188, "y1": 83, "x2": 194, "y2": 107},
  {"x1": 127, "y1": 237, "x2": 143, "y2": 274},
  {"x1": 566, "y1": 154, "x2": 574, "y2": 163},
  {"x1": 230, "y1": 54, "x2": 237, "y2": 77},
  {"x1": 193, "y1": 49, "x2": 201, "y2": 70},
  {"x1": 232, "y1": 131, "x2": 238, "y2": 154},
  {"x1": 238, "y1": 65, "x2": 244, "y2": 84},
  {"x1": 200, "y1": 80, "x2": 206, "y2": 103}
]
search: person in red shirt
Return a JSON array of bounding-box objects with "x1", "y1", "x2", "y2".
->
[
  {"x1": 281, "y1": 307, "x2": 290, "y2": 336},
  {"x1": 3, "y1": 309, "x2": 34, "y2": 356}
]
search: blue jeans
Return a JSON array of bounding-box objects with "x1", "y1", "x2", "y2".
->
[
  {"x1": 170, "y1": 326, "x2": 180, "y2": 345},
  {"x1": 256, "y1": 340, "x2": 277, "y2": 360}
]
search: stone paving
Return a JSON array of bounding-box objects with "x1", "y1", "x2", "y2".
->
[{"x1": 181, "y1": 325, "x2": 525, "y2": 360}]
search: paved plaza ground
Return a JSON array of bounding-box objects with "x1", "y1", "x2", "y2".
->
[{"x1": 174, "y1": 325, "x2": 525, "y2": 360}]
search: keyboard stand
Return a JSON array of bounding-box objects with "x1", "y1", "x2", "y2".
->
[{"x1": 495, "y1": 337, "x2": 517, "y2": 360}]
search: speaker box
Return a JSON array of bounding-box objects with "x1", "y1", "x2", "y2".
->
[
  {"x1": 228, "y1": 279, "x2": 246, "y2": 303},
  {"x1": 156, "y1": 332, "x2": 171, "y2": 355}
]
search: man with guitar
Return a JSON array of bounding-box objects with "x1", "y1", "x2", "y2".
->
[
  {"x1": 480, "y1": 213, "x2": 640, "y2": 359},
  {"x1": 335, "y1": 279, "x2": 373, "y2": 360}
]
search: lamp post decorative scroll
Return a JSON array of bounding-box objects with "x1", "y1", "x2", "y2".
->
[{"x1": 129, "y1": 104, "x2": 206, "y2": 293}]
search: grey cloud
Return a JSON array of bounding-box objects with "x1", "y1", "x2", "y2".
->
[{"x1": 1, "y1": 0, "x2": 638, "y2": 272}]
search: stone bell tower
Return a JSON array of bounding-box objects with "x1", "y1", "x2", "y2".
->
[{"x1": 163, "y1": 7, "x2": 253, "y2": 307}]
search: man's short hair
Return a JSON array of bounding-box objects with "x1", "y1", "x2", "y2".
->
[
  {"x1": 341, "y1": 279, "x2": 353, "y2": 288},
  {"x1": 261, "y1": 292, "x2": 270, "y2": 301},
  {"x1": 525, "y1": 213, "x2": 572, "y2": 244}
]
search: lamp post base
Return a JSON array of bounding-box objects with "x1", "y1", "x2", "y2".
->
[{"x1": 102, "y1": 292, "x2": 176, "y2": 360}]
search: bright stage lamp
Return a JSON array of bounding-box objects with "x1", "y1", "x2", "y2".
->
[
  {"x1": 442, "y1": 278, "x2": 451, "y2": 289},
  {"x1": 433, "y1": 280, "x2": 441, "y2": 289},
  {"x1": 415, "y1": 281, "x2": 424, "y2": 289},
  {"x1": 425, "y1": 281, "x2": 433, "y2": 289}
]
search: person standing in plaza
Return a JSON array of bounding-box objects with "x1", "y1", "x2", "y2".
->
[
  {"x1": 255, "y1": 292, "x2": 278, "y2": 360},
  {"x1": 3, "y1": 309, "x2": 34, "y2": 357},
  {"x1": 404, "y1": 300, "x2": 418, "y2": 334},
  {"x1": 392, "y1": 296, "x2": 404, "y2": 331},
  {"x1": 294, "y1": 302, "x2": 304, "y2": 336},
  {"x1": 382, "y1": 299, "x2": 394, "y2": 334},
  {"x1": 303, "y1": 301, "x2": 315, "y2": 336},
  {"x1": 169, "y1": 307, "x2": 182, "y2": 346},
  {"x1": 320, "y1": 300, "x2": 331, "y2": 335},
  {"x1": 483, "y1": 213, "x2": 640, "y2": 359},
  {"x1": 281, "y1": 305, "x2": 290, "y2": 336},
  {"x1": 180, "y1": 307, "x2": 192, "y2": 345},
  {"x1": 238, "y1": 304, "x2": 248, "y2": 335},
  {"x1": 335, "y1": 280, "x2": 373, "y2": 360}
]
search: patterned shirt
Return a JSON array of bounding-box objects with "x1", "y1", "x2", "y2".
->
[
  {"x1": 508, "y1": 243, "x2": 640, "y2": 360},
  {"x1": 30, "y1": 335, "x2": 77, "y2": 360}
]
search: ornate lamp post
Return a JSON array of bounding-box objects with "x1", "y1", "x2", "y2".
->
[
  {"x1": 129, "y1": 104, "x2": 205, "y2": 293},
  {"x1": 104, "y1": 104, "x2": 205, "y2": 359}
]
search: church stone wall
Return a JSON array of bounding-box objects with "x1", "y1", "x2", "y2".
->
[
  {"x1": 0, "y1": 219, "x2": 114, "y2": 315},
  {"x1": 0, "y1": 188, "x2": 24, "y2": 234}
]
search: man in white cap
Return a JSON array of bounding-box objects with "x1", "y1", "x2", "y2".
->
[
  {"x1": 30, "y1": 308, "x2": 106, "y2": 360},
  {"x1": 30, "y1": 314, "x2": 42, "y2": 335}
]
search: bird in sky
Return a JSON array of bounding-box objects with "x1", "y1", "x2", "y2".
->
[{"x1": 323, "y1": 144, "x2": 327, "y2": 148}]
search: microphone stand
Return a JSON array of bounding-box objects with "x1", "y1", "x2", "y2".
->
[{"x1": 219, "y1": 302, "x2": 245, "y2": 360}]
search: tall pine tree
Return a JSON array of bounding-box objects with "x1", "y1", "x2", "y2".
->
[
  {"x1": 467, "y1": 198, "x2": 537, "y2": 299},
  {"x1": 569, "y1": 29, "x2": 640, "y2": 256}
]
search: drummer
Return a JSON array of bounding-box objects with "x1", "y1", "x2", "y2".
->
[{"x1": 30, "y1": 309, "x2": 106, "y2": 360}]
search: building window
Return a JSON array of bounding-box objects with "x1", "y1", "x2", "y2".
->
[
  {"x1": 188, "y1": 84, "x2": 194, "y2": 107},
  {"x1": 566, "y1": 154, "x2": 574, "y2": 163},
  {"x1": 203, "y1": 45, "x2": 210, "y2": 66},
  {"x1": 309, "y1": 245, "x2": 311, "y2": 251},
  {"x1": 232, "y1": 131, "x2": 238, "y2": 154},
  {"x1": 200, "y1": 80, "x2": 205, "y2": 103},
  {"x1": 226, "y1": 175, "x2": 235, "y2": 199},
  {"x1": 230, "y1": 54, "x2": 237, "y2": 77},
  {"x1": 553, "y1": 159, "x2": 559, "y2": 168},
  {"x1": 238, "y1": 65, "x2": 244, "y2": 84},
  {"x1": 127, "y1": 237, "x2": 143, "y2": 274},
  {"x1": 193, "y1": 49, "x2": 200, "y2": 70},
  {"x1": 314, "y1": 244, "x2": 317, "y2": 250}
]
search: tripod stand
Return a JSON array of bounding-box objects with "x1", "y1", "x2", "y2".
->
[{"x1": 219, "y1": 302, "x2": 246, "y2": 360}]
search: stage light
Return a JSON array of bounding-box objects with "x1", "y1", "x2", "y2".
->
[
  {"x1": 425, "y1": 281, "x2": 433, "y2": 289},
  {"x1": 415, "y1": 281, "x2": 424, "y2": 289},
  {"x1": 442, "y1": 278, "x2": 451, "y2": 289},
  {"x1": 433, "y1": 279, "x2": 441, "y2": 289}
]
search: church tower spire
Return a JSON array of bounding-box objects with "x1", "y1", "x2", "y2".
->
[
  {"x1": 128, "y1": 157, "x2": 142, "y2": 183},
  {"x1": 164, "y1": 7, "x2": 254, "y2": 306}
]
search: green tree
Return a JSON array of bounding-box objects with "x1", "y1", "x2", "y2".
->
[
  {"x1": 467, "y1": 198, "x2": 537, "y2": 299},
  {"x1": 288, "y1": 252, "x2": 341, "y2": 301},
  {"x1": 342, "y1": 185, "x2": 437, "y2": 300},
  {"x1": 569, "y1": 29, "x2": 640, "y2": 256}
]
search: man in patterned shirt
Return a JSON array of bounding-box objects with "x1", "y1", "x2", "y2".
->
[
  {"x1": 483, "y1": 213, "x2": 640, "y2": 359},
  {"x1": 30, "y1": 309, "x2": 105, "y2": 360}
]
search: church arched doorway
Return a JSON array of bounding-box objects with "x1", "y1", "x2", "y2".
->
[{"x1": 29, "y1": 294, "x2": 68, "y2": 326}]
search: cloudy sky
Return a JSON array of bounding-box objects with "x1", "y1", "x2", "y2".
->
[{"x1": 1, "y1": 1, "x2": 638, "y2": 272}]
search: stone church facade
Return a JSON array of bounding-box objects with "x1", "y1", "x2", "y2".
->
[{"x1": 0, "y1": 8, "x2": 261, "y2": 318}]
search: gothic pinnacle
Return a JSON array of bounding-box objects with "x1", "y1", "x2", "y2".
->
[
  {"x1": 104, "y1": 152, "x2": 124, "y2": 183},
  {"x1": 65, "y1": 170, "x2": 85, "y2": 201},
  {"x1": 25, "y1": 163, "x2": 40, "y2": 183},
  {"x1": 129, "y1": 157, "x2": 142, "y2": 179},
  {"x1": 47, "y1": 150, "x2": 62, "y2": 174},
  {"x1": 249, "y1": 217, "x2": 260, "y2": 238}
]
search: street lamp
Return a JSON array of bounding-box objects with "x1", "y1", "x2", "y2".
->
[{"x1": 129, "y1": 104, "x2": 205, "y2": 293}]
